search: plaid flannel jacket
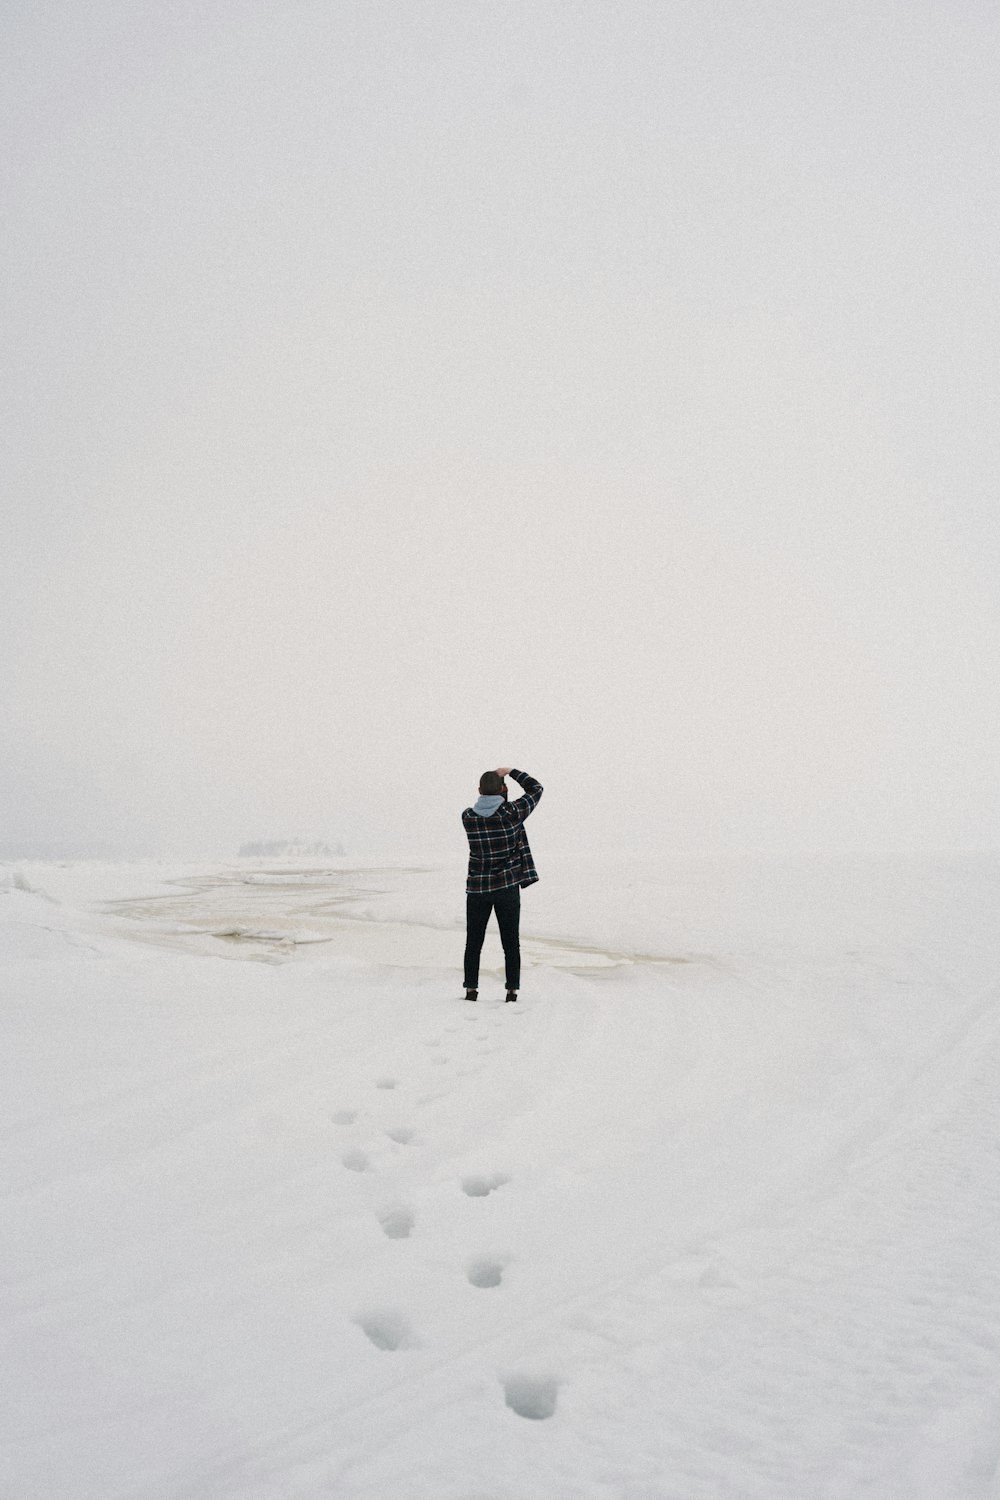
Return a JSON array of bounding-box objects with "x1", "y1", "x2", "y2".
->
[{"x1": 462, "y1": 769, "x2": 543, "y2": 895}]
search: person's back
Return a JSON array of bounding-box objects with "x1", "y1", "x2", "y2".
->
[{"x1": 461, "y1": 767, "x2": 543, "y2": 1003}]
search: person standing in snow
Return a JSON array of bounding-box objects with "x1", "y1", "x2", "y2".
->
[{"x1": 462, "y1": 767, "x2": 543, "y2": 1003}]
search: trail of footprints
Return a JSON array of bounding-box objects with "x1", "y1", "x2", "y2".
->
[{"x1": 330, "y1": 1015, "x2": 560, "y2": 1421}]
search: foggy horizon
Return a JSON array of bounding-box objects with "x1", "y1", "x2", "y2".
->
[{"x1": 4, "y1": 2, "x2": 998, "y2": 864}]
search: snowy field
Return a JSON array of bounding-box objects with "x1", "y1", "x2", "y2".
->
[{"x1": 2, "y1": 851, "x2": 1000, "y2": 1500}]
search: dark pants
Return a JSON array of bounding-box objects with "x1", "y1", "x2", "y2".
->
[{"x1": 464, "y1": 886, "x2": 521, "y2": 990}]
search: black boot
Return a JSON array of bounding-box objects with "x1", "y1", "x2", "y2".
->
[
  {"x1": 505, "y1": 990, "x2": 517, "y2": 1003},
  {"x1": 465, "y1": 989, "x2": 478, "y2": 1002}
]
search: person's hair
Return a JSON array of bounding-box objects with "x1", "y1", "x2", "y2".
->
[{"x1": 479, "y1": 770, "x2": 505, "y2": 796}]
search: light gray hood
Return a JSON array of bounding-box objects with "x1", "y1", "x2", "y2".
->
[{"x1": 471, "y1": 794, "x2": 505, "y2": 817}]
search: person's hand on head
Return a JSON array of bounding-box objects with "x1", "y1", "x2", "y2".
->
[{"x1": 496, "y1": 767, "x2": 512, "y2": 777}]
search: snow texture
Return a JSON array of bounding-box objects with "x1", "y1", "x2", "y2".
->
[{"x1": 2, "y1": 852, "x2": 1000, "y2": 1499}]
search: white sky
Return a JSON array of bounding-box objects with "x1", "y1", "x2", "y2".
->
[{"x1": 3, "y1": 1, "x2": 998, "y2": 859}]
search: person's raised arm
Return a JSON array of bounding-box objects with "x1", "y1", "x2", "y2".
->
[{"x1": 502, "y1": 768, "x2": 543, "y2": 822}]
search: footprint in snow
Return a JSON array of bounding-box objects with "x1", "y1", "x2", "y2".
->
[
  {"x1": 375, "y1": 1077, "x2": 400, "y2": 1090},
  {"x1": 341, "y1": 1149, "x2": 370, "y2": 1173},
  {"x1": 330, "y1": 1109, "x2": 357, "y2": 1125},
  {"x1": 376, "y1": 1204, "x2": 415, "y2": 1239},
  {"x1": 461, "y1": 1173, "x2": 509, "y2": 1198},
  {"x1": 502, "y1": 1373, "x2": 560, "y2": 1420},
  {"x1": 385, "y1": 1126, "x2": 415, "y2": 1145},
  {"x1": 467, "y1": 1256, "x2": 505, "y2": 1288},
  {"x1": 355, "y1": 1309, "x2": 416, "y2": 1351}
]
